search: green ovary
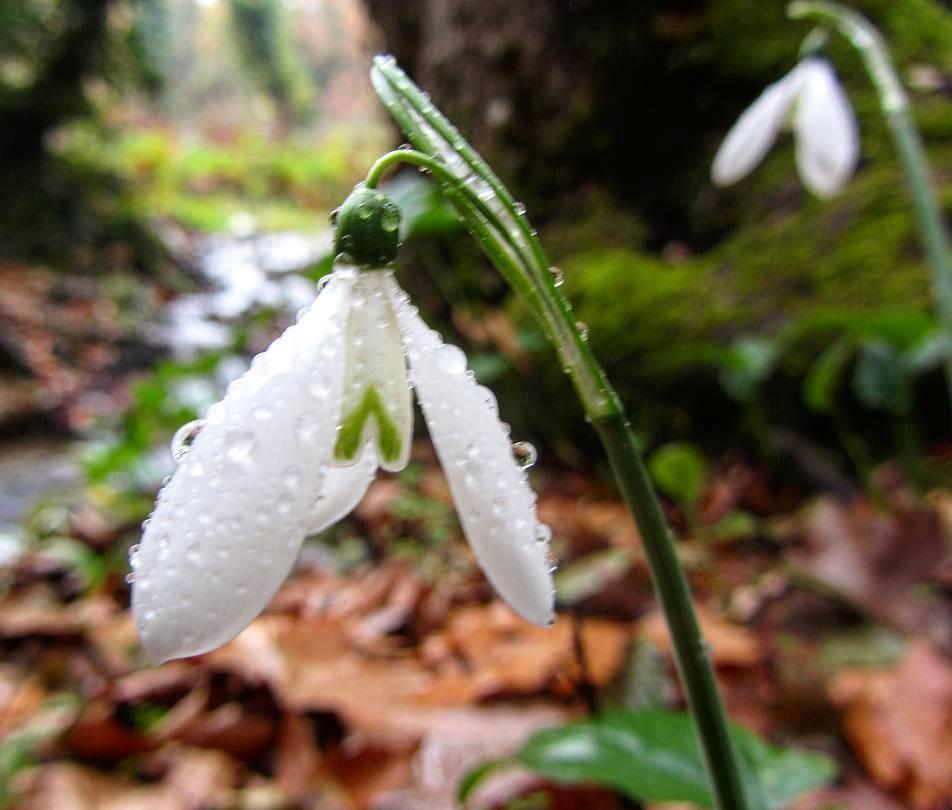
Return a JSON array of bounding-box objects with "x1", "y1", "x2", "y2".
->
[{"x1": 333, "y1": 384, "x2": 402, "y2": 464}]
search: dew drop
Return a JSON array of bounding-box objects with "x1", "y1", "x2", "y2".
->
[
  {"x1": 329, "y1": 208, "x2": 339, "y2": 226},
  {"x1": 513, "y1": 201, "x2": 527, "y2": 216},
  {"x1": 128, "y1": 544, "x2": 141, "y2": 569},
  {"x1": 535, "y1": 523, "x2": 552, "y2": 545},
  {"x1": 548, "y1": 266, "x2": 564, "y2": 287},
  {"x1": 381, "y1": 206, "x2": 400, "y2": 233},
  {"x1": 226, "y1": 429, "x2": 256, "y2": 464},
  {"x1": 437, "y1": 345, "x2": 467, "y2": 375},
  {"x1": 307, "y1": 371, "x2": 330, "y2": 400},
  {"x1": 357, "y1": 203, "x2": 373, "y2": 221},
  {"x1": 512, "y1": 440, "x2": 537, "y2": 470},
  {"x1": 475, "y1": 386, "x2": 498, "y2": 418},
  {"x1": 317, "y1": 274, "x2": 333, "y2": 294},
  {"x1": 576, "y1": 321, "x2": 590, "y2": 341},
  {"x1": 282, "y1": 467, "x2": 302, "y2": 490},
  {"x1": 170, "y1": 419, "x2": 205, "y2": 462},
  {"x1": 125, "y1": 572, "x2": 136, "y2": 584},
  {"x1": 296, "y1": 413, "x2": 320, "y2": 443}
]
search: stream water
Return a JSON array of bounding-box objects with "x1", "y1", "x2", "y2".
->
[{"x1": 0, "y1": 224, "x2": 331, "y2": 539}]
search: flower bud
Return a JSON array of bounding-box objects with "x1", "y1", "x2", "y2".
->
[{"x1": 333, "y1": 183, "x2": 402, "y2": 268}]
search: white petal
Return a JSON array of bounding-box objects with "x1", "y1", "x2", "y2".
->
[
  {"x1": 132, "y1": 271, "x2": 355, "y2": 663},
  {"x1": 334, "y1": 271, "x2": 413, "y2": 473},
  {"x1": 794, "y1": 58, "x2": 859, "y2": 197},
  {"x1": 385, "y1": 277, "x2": 554, "y2": 626},
  {"x1": 306, "y1": 447, "x2": 377, "y2": 535},
  {"x1": 712, "y1": 65, "x2": 805, "y2": 186}
]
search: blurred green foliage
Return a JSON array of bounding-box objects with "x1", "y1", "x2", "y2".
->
[
  {"x1": 56, "y1": 123, "x2": 385, "y2": 233},
  {"x1": 460, "y1": 709, "x2": 836, "y2": 809},
  {"x1": 227, "y1": 0, "x2": 314, "y2": 128}
]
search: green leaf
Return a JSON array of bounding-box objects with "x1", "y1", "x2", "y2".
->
[
  {"x1": 648, "y1": 442, "x2": 707, "y2": 511},
  {"x1": 514, "y1": 710, "x2": 713, "y2": 806},
  {"x1": 457, "y1": 758, "x2": 514, "y2": 804},
  {"x1": 804, "y1": 338, "x2": 854, "y2": 414},
  {"x1": 718, "y1": 337, "x2": 777, "y2": 402},
  {"x1": 852, "y1": 340, "x2": 907, "y2": 413},
  {"x1": 902, "y1": 331, "x2": 951, "y2": 376},
  {"x1": 470, "y1": 710, "x2": 837, "y2": 809}
]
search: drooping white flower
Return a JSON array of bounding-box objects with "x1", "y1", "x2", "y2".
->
[
  {"x1": 712, "y1": 57, "x2": 859, "y2": 198},
  {"x1": 131, "y1": 186, "x2": 555, "y2": 663}
]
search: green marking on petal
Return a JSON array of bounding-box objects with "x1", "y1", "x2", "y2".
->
[{"x1": 334, "y1": 384, "x2": 402, "y2": 464}]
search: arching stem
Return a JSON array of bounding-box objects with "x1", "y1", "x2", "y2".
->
[
  {"x1": 789, "y1": 0, "x2": 952, "y2": 407},
  {"x1": 369, "y1": 55, "x2": 754, "y2": 810}
]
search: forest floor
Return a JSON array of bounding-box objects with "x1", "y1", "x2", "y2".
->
[{"x1": 2, "y1": 433, "x2": 950, "y2": 809}]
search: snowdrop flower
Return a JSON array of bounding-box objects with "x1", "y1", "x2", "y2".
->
[
  {"x1": 712, "y1": 57, "x2": 859, "y2": 197},
  {"x1": 131, "y1": 185, "x2": 555, "y2": 663}
]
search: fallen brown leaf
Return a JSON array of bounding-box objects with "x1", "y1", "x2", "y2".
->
[
  {"x1": 829, "y1": 640, "x2": 952, "y2": 808},
  {"x1": 640, "y1": 607, "x2": 763, "y2": 667}
]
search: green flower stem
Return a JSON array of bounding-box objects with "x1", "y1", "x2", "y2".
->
[
  {"x1": 595, "y1": 417, "x2": 753, "y2": 810},
  {"x1": 370, "y1": 56, "x2": 753, "y2": 810},
  {"x1": 789, "y1": 0, "x2": 952, "y2": 406}
]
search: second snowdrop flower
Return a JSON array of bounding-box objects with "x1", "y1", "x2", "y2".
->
[
  {"x1": 712, "y1": 57, "x2": 859, "y2": 197},
  {"x1": 132, "y1": 184, "x2": 555, "y2": 663}
]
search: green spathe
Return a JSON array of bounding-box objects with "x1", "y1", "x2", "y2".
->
[{"x1": 334, "y1": 183, "x2": 402, "y2": 268}]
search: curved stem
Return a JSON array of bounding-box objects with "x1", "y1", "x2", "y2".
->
[
  {"x1": 789, "y1": 0, "x2": 952, "y2": 407},
  {"x1": 370, "y1": 56, "x2": 753, "y2": 810}
]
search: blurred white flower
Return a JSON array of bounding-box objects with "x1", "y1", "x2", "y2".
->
[
  {"x1": 712, "y1": 57, "x2": 859, "y2": 197},
  {"x1": 131, "y1": 265, "x2": 555, "y2": 663}
]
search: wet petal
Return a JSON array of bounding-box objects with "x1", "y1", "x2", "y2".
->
[
  {"x1": 334, "y1": 271, "x2": 412, "y2": 473},
  {"x1": 132, "y1": 271, "x2": 355, "y2": 663},
  {"x1": 306, "y1": 446, "x2": 377, "y2": 535},
  {"x1": 794, "y1": 58, "x2": 859, "y2": 197},
  {"x1": 386, "y1": 277, "x2": 554, "y2": 626},
  {"x1": 712, "y1": 65, "x2": 805, "y2": 186}
]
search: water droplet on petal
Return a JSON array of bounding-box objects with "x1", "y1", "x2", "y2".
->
[
  {"x1": 535, "y1": 523, "x2": 552, "y2": 545},
  {"x1": 296, "y1": 413, "x2": 320, "y2": 443},
  {"x1": 308, "y1": 371, "x2": 330, "y2": 399},
  {"x1": 170, "y1": 419, "x2": 205, "y2": 462},
  {"x1": 225, "y1": 429, "x2": 256, "y2": 464},
  {"x1": 282, "y1": 466, "x2": 302, "y2": 490},
  {"x1": 512, "y1": 440, "x2": 537, "y2": 470},
  {"x1": 473, "y1": 386, "x2": 498, "y2": 418},
  {"x1": 437, "y1": 345, "x2": 467, "y2": 375},
  {"x1": 125, "y1": 572, "x2": 136, "y2": 584},
  {"x1": 317, "y1": 274, "x2": 333, "y2": 294},
  {"x1": 548, "y1": 266, "x2": 564, "y2": 287}
]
